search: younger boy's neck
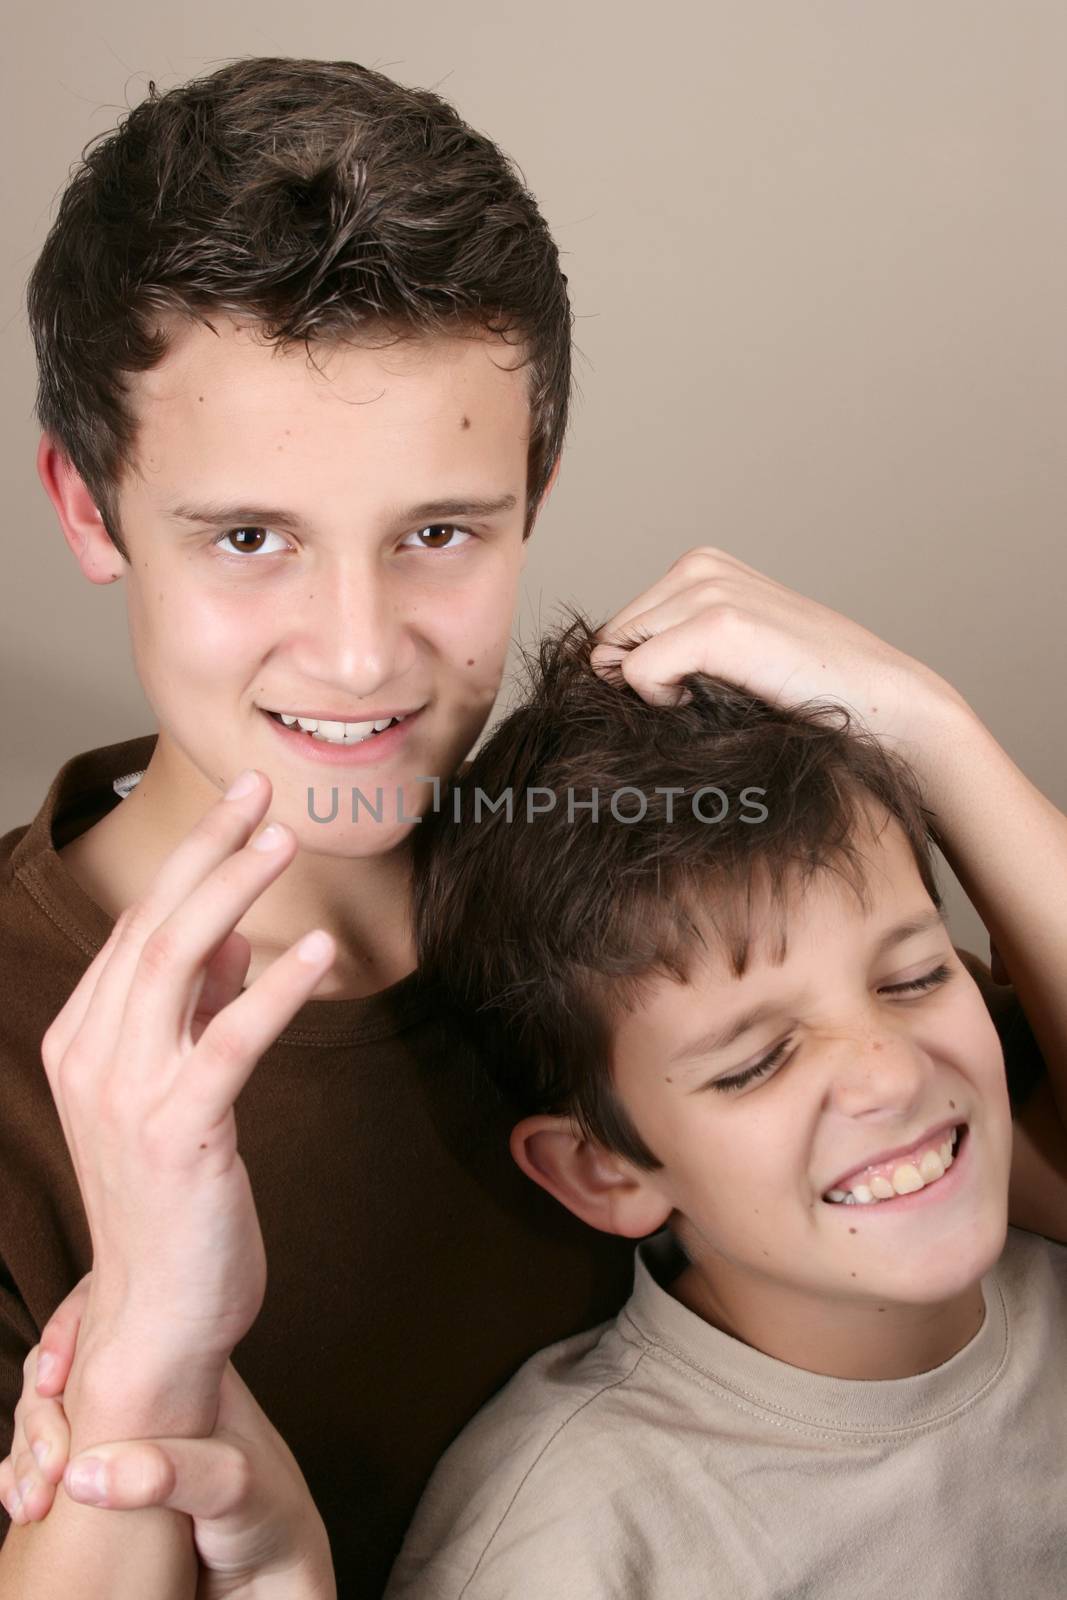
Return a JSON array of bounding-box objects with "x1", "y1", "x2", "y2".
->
[
  {"x1": 59, "y1": 736, "x2": 417, "y2": 1001},
  {"x1": 668, "y1": 1254, "x2": 987, "y2": 1381}
]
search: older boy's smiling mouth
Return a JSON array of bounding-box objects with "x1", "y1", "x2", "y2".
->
[{"x1": 260, "y1": 706, "x2": 421, "y2": 746}]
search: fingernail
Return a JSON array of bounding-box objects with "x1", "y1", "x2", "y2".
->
[
  {"x1": 66, "y1": 1458, "x2": 107, "y2": 1504},
  {"x1": 252, "y1": 823, "x2": 285, "y2": 852},
  {"x1": 35, "y1": 1352, "x2": 56, "y2": 1388},
  {"x1": 31, "y1": 1440, "x2": 49, "y2": 1470},
  {"x1": 225, "y1": 769, "x2": 259, "y2": 800}
]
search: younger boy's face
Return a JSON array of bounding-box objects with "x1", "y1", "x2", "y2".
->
[
  {"x1": 110, "y1": 316, "x2": 533, "y2": 854},
  {"x1": 609, "y1": 813, "x2": 1012, "y2": 1368}
]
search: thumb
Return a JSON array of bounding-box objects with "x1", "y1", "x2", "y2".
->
[{"x1": 65, "y1": 1435, "x2": 250, "y2": 1519}]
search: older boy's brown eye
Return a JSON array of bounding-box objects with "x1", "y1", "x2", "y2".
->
[{"x1": 214, "y1": 527, "x2": 285, "y2": 555}]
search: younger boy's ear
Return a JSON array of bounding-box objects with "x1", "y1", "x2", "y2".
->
[
  {"x1": 36, "y1": 436, "x2": 125, "y2": 584},
  {"x1": 510, "y1": 1115, "x2": 671, "y2": 1239}
]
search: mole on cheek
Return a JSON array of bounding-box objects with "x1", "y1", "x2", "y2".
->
[
  {"x1": 466, "y1": 658, "x2": 475, "y2": 666},
  {"x1": 460, "y1": 415, "x2": 470, "y2": 431}
]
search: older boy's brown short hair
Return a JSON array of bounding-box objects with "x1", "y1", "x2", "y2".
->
[
  {"x1": 26, "y1": 56, "x2": 571, "y2": 558},
  {"x1": 414, "y1": 615, "x2": 942, "y2": 1170}
]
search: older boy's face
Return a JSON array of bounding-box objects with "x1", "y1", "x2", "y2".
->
[
  {"x1": 114, "y1": 316, "x2": 532, "y2": 854},
  {"x1": 610, "y1": 814, "x2": 1012, "y2": 1360}
]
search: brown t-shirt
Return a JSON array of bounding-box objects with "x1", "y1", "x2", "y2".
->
[{"x1": 0, "y1": 736, "x2": 636, "y2": 1598}]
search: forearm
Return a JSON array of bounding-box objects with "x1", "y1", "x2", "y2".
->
[
  {"x1": 916, "y1": 692, "x2": 1067, "y2": 1120},
  {"x1": 0, "y1": 1340, "x2": 222, "y2": 1600}
]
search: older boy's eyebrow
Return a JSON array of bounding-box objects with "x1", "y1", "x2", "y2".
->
[
  {"x1": 671, "y1": 909, "x2": 950, "y2": 1068},
  {"x1": 163, "y1": 494, "x2": 519, "y2": 530}
]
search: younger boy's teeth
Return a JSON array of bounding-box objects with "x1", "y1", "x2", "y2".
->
[{"x1": 824, "y1": 1128, "x2": 961, "y2": 1205}]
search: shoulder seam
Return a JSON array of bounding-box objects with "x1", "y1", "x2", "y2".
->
[{"x1": 457, "y1": 1343, "x2": 648, "y2": 1597}]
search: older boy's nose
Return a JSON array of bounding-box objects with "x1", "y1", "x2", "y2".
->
[{"x1": 294, "y1": 562, "x2": 417, "y2": 693}]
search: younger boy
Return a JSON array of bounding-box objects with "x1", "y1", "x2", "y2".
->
[{"x1": 381, "y1": 616, "x2": 1067, "y2": 1595}]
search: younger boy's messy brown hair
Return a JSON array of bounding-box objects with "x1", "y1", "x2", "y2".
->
[
  {"x1": 414, "y1": 615, "x2": 942, "y2": 1170},
  {"x1": 26, "y1": 56, "x2": 571, "y2": 557}
]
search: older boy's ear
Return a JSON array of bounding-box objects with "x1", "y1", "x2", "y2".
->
[
  {"x1": 510, "y1": 1115, "x2": 671, "y2": 1239},
  {"x1": 36, "y1": 436, "x2": 125, "y2": 584}
]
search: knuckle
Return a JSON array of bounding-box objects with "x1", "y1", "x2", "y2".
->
[
  {"x1": 678, "y1": 544, "x2": 719, "y2": 571},
  {"x1": 202, "y1": 1023, "x2": 246, "y2": 1071},
  {"x1": 219, "y1": 1441, "x2": 254, "y2": 1509},
  {"x1": 120, "y1": 902, "x2": 155, "y2": 946},
  {"x1": 137, "y1": 925, "x2": 178, "y2": 979},
  {"x1": 40, "y1": 1024, "x2": 63, "y2": 1074},
  {"x1": 125, "y1": 1443, "x2": 175, "y2": 1504}
]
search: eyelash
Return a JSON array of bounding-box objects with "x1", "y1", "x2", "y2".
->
[
  {"x1": 710, "y1": 962, "x2": 955, "y2": 1094},
  {"x1": 210, "y1": 525, "x2": 475, "y2": 559}
]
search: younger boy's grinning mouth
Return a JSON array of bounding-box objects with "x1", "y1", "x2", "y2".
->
[{"x1": 823, "y1": 1124, "x2": 966, "y2": 1206}]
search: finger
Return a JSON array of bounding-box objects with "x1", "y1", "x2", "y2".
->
[
  {"x1": 41, "y1": 913, "x2": 131, "y2": 1072},
  {"x1": 600, "y1": 611, "x2": 759, "y2": 707},
  {"x1": 120, "y1": 821, "x2": 301, "y2": 1050},
  {"x1": 595, "y1": 547, "x2": 760, "y2": 644},
  {"x1": 9, "y1": 1433, "x2": 62, "y2": 1516},
  {"x1": 191, "y1": 931, "x2": 253, "y2": 1042},
  {"x1": 0, "y1": 1455, "x2": 25, "y2": 1524},
  {"x1": 183, "y1": 930, "x2": 335, "y2": 1126},
  {"x1": 20, "y1": 1395, "x2": 71, "y2": 1490},
  {"x1": 65, "y1": 1436, "x2": 253, "y2": 1519},
  {"x1": 36, "y1": 1274, "x2": 92, "y2": 1396},
  {"x1": 71, "y1": 773, "x2": 274, "y2": 1055},
  {"x1": 591, "y1": 586, "x2": 734, "y2": 683}
]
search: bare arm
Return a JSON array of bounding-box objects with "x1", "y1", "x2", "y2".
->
[{"x1": 0, "y1": 769, "x2": 337, "y2": 1598}]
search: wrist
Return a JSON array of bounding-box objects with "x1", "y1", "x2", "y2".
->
[
  {"x1": 65, "y1": 1335, "x2": 226, "y2": 1449},
  {"x1": 890, "y1": 670, "x2": 987, "y2": 809}
]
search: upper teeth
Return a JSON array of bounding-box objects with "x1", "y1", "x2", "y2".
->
[
  {"x1": 276, "y1": 713, "x2": 401, "y2": 744},
  {"x1": 825, "y1": 1128, "x2": 960, "y2": 1205}
]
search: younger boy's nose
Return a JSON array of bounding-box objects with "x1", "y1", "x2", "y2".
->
[{"x1": 824, "y1": 1027, "x2": 928, "y2": 1110}]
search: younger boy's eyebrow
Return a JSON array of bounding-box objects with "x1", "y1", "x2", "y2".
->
[
  {"x1": 671, "y1": 909, "x2": 950, "y2": 1069},
  {"x1": 163, "y1": 494, "x2": 519, "y2": 530}
]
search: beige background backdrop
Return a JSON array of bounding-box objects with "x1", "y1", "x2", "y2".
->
[{"x1": 2, "y1": 2, "x2": 1064, "y2": 955}]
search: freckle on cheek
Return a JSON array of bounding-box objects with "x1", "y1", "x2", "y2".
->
[{"x1": 466, "y1": 658, "x2": 475, "y2": 666}]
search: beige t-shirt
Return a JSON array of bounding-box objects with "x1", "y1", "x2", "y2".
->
[{"x1": 386, "y1": 1224, "x2": 1067, "y2": 1597}]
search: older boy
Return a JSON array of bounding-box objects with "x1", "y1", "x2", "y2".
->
[{"x1": 1, "y1": 54, "x2": 641, "y2": 1599}]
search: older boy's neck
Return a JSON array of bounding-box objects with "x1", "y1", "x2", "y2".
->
[{"x1": 59, "y1": 737, "x2": 416, "y2": 1000}]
